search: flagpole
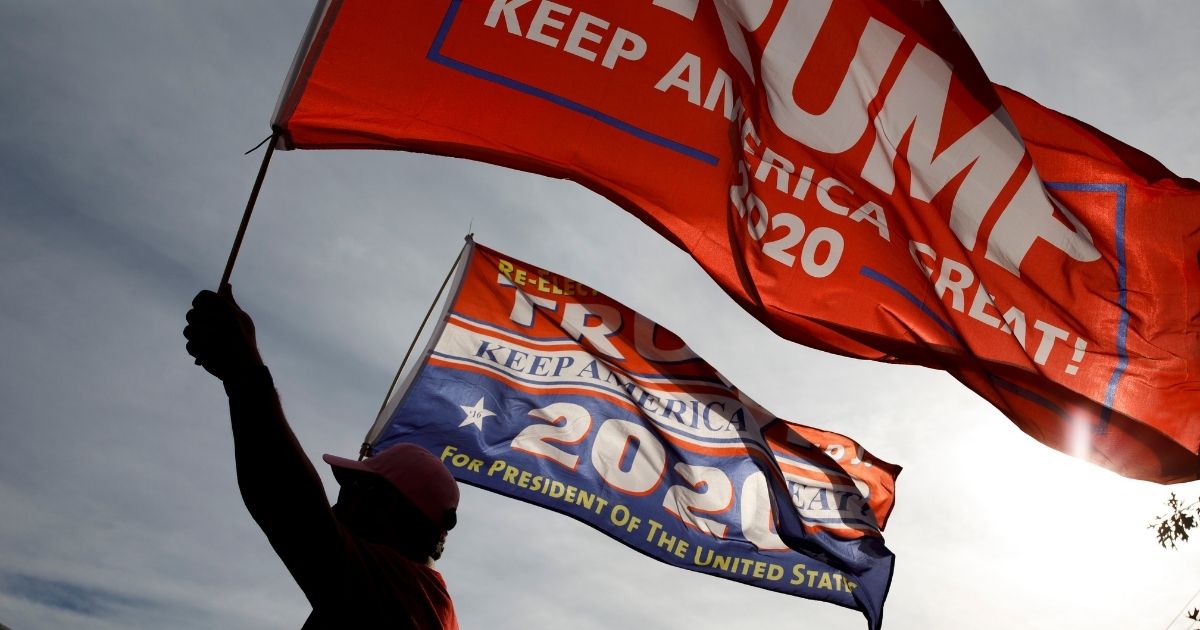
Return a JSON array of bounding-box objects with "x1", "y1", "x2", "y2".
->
[
  {"x1": 359, "y1": 236, "x2": 473, "y2": 460},
  {"x1": 219, "y1": 130, "x2": 280, "y2": 287}
]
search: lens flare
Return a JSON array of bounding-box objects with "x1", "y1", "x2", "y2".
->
[{"x1": 1067, "y1": 412, "x2": 1094, "y2": 460}]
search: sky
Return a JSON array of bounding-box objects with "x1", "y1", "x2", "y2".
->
[{"x1": 1, "y1": 1, "x2": 1199, "y2": 629}]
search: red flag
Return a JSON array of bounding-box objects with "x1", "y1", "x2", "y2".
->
[{"x1": 273, "y1": 0, "x2": 1200, "y2": 482}]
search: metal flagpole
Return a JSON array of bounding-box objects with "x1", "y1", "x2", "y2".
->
[
  {"x1": 219, "y1": 130, "x2": 281, "y2": 287},
  {"x1": 358, "y1": 236, "x2": 473, "y2": 460}
]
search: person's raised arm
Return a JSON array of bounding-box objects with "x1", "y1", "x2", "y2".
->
[{"x1": 184, "y1": 285, "x2": 342, "y2": 605}]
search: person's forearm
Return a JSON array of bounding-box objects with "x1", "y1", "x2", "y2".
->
[
  {"x1": 186, "y1": 287, "x2": 344, "y2": 603},
  {"x1": 223, "y1": 365, "x2": 334, "y2": 537}
]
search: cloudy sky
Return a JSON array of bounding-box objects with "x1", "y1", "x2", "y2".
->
[{"x1": 2, "y1": 1, "x2": 1199, "y2": 629}]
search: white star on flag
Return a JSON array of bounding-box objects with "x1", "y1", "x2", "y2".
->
[{"x1": 459, "y1": 397, "x2": 496, "y2": 430}]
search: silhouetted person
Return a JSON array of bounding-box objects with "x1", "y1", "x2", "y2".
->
[{"x1": 184, "y1": 285, "x2": 460, "y2": 629}]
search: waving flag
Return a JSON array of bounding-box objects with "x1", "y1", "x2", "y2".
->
[
  {"x1": 366, "y1": 239, "x2": 900, "y2": 628},
  {"x1": 273, "y1": 0, "x2": 1200, "y2": 482}
]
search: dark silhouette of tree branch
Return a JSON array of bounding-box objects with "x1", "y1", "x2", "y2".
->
[
  {"x1": 1151, "y1": 493, "x2": 1200, "y2": 629},
  {"x1": 1150, "y1": 493, "x2": 1200, "y2": 549}
]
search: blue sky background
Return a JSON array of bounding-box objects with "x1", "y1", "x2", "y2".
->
[{"x1": 2, "y1": 1, "x2": 1199, "y2": 629}]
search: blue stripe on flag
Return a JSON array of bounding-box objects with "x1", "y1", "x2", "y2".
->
[{"x1": 428, "y1": 0, "x2": 721, "y2": 166}]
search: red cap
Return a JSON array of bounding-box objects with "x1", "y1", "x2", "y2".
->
[{"x1": 323, "y1": 443, "x2": 459, "y2": 531}]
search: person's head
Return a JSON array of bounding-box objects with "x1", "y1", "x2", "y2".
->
[{"x1": 323, "y1": 444, "x2": 459, "y2": 562}]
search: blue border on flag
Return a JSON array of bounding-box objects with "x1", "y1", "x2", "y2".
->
[
  {"x1": 427, "y1": 0, "x2": 721, "y2": 166},
  {"x1": 858, "y1": 182, "x2": 1129, "y2": 428}
]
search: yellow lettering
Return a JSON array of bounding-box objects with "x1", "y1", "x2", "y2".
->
[
  {"x1": 790, "y1": 563, "x2": 807, "y2": 585},
  {"x1": 487, "y1": 459, "x2": 507, "y2": 477},
  {"x1": 818, "y1": 572, "x2": 833, "y2": 590}
]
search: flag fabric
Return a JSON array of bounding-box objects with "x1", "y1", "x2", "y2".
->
[
  {"x1": 367, "y1": 239, "x2": 900, "y2": 628},
  {"x1": 274, "y1": 0, "x2": 1200, "y2": 482}
]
